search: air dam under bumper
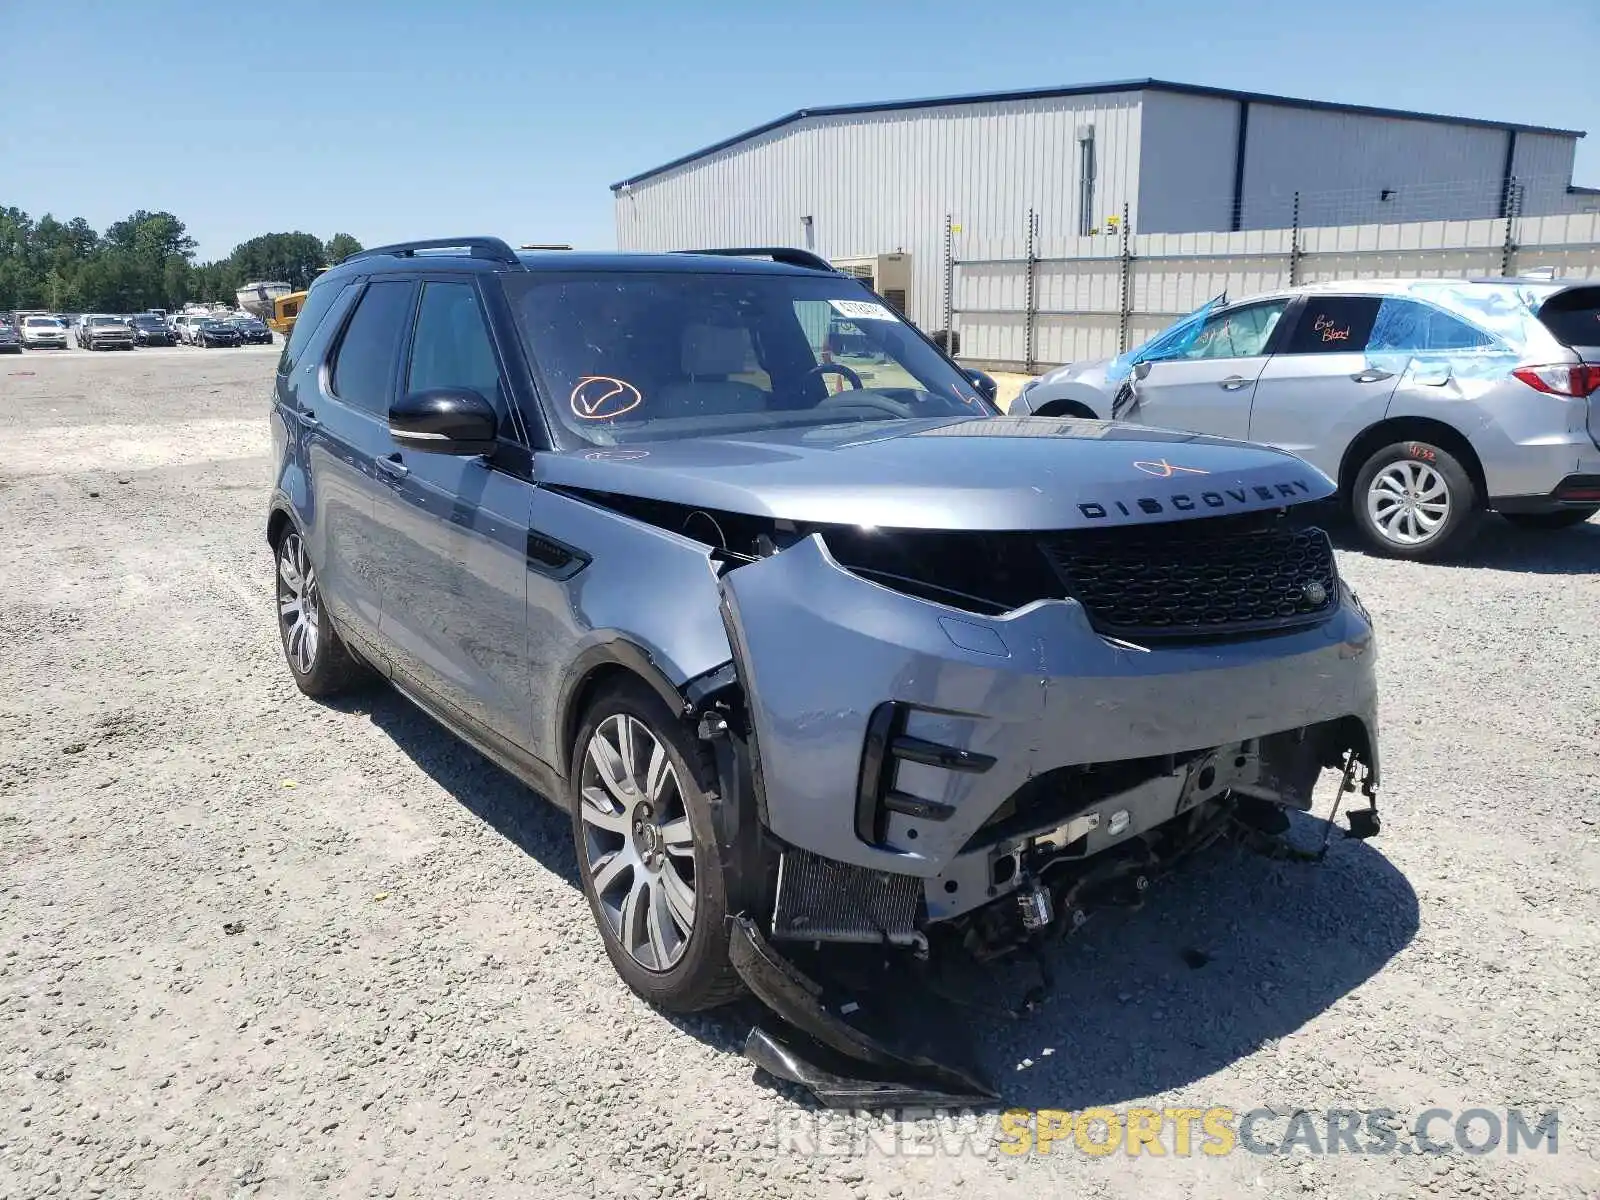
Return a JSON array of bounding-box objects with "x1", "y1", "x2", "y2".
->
[{"x1": 720, "y1": 534, "x2": 1378, "y2": 881}]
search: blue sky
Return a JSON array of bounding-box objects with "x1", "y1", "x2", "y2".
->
[{"x1": 4, "y1": 0, "x2": 1596, "y2": 261}]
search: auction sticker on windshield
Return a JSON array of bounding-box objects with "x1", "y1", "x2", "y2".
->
[{"x1": 829, "y1": 299, "x2": 898, "y2": 321}]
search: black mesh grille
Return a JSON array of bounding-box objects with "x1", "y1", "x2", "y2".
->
[{"x1": 1040, "y1": 522, "x2": 1338, "y2": 639}]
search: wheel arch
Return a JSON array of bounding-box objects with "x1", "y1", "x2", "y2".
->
[
  {"x1": 1031, "y1": 397, "x2": 1101, "y2": 420},
  {"x1": 554, "y1": 641, "x2": 698, "y2": 783},
  {"x1": 266, "y1": 503, "x2": 297, "y2": 550},
  {"x1": 1338, "y1": 416, "x2": 1487, "y2": 501}
]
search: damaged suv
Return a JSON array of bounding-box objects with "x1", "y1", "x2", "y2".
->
[{"x1": 268, "y1": 239, "x2": 1381, "y2": 1102}]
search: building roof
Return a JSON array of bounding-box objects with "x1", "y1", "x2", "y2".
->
[{"x1": 610, "y1": 78, "x2": 1586, "y2": 191}]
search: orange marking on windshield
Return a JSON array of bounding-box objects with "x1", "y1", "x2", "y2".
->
[{"x1": 570, "y1": 375, "x2": 643, "y2": 420}]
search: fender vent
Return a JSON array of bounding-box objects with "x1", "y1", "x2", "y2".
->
[{"x1": 771, "y1": 849, "x2": 920, "y2": 944}]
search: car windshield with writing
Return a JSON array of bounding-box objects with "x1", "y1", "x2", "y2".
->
[{"x1": 503, "y1": 271, "x2": 989, "y2": 446}]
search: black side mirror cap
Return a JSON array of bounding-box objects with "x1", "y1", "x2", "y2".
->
[
  {"x1": 389, "y1": 388, "x2": 498, "y2": 455},
  {"x1": 963, "y1": 368, "x2": 998, "y2": 404}
]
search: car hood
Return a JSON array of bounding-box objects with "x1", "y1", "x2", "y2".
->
[
  {"x1": 535, "y1": 417, "x2": 1334, "y2": 531},
  {"x1": 1038, "y1": 358, "x2": 1114, "y2": 389}
]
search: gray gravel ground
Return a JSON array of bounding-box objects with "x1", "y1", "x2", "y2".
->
[{"x1": 1, "y1": 349, "x2": 1597, "y2": 1200}]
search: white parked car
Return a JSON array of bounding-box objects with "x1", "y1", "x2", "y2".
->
[{"x1": 20, "y1": 315, "x2": 70, "y2": 349}]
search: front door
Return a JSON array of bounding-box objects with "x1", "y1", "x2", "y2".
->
[
  {"x1": 372, "y1": 278, "x2": 534, "y2": 749},
  {"x1": 1129, "y1": 298, "x2": 1291, "y2": 440},
  {"x1": 1247, "y1": 294, "x2": 1399, "y2": 481}
]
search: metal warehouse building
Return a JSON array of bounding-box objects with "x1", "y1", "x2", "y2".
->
[{"x1": 611, "y1": 78, "x2": 1595, "y2": 332}]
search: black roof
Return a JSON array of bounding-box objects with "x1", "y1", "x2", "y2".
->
[{"x1": 611, "y1": 78, "x2": 1586, "y2": 191}]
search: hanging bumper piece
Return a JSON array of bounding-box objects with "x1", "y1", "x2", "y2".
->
[{"x1": 728, "y1": 916, "x2": 998, "y2": 1109}]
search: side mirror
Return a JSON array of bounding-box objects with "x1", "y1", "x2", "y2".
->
[
  {"x1": 1133, "y1": 360, "x2": 1153, "y2": 381},
  {"x1": 389, "y1": 388, "x2": 498, "y2": 455},
  {"x1": 964, "y1": 368, "x2": 998, "y2": 404}
]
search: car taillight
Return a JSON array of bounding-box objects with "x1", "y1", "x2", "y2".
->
[{"x1": 1512, "y1": 364, "x2": 1600, "y2": 397}]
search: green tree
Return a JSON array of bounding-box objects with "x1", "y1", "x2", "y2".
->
[
  {"x1": 227, "y1": 232, "x2": 328, "y2": 291},
  {"x1": 0, "y1": 202, "x2": 361, "y2": 312},
  {"x1": 324, "y1": 233, "x2": 363, "y2": 265}
]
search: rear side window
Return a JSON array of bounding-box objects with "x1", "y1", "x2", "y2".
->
[
  {"x1": 277, "y1": 280, "x2": 354, "y2": 377},
  {"x1": 329, "y1": 281, "x2": 414, "y2": 415},
  {"x1": 1367, "y1": 298, "x2": 1497, "y2": 353},
  {"x1": 1282, "y1": 296, "x2": 1382, "y2": 354},
  {"x1": 1537, "y1": 287, "x2": 1600, "y2": 348}
]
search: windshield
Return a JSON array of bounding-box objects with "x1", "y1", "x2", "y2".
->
[
  {"x1": 24, "y1": 317, "x2": 62, "y2": 328},
  {"x1": 89, "y1": 316, "x2": 121, "y2": 326},
  {"x1": 503, "y1": 270, "x2": 990, "y2": 445}
]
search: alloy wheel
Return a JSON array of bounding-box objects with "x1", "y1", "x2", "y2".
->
[
  {"x1": 1367, "y1": 460, "x2": 1450, "y2": 547},
  {"x1": 276, "y1": 532, "x2": 322, "y2": 675},
  {"x1": 579, "y1": 714, "x2": 698, "y2": 972}
]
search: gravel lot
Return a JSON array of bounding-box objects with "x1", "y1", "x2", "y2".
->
[{"x1": 2, "y1": 350, "x2": 1597, "y2": 1200}]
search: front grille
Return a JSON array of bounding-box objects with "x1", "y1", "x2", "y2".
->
[
  {"x1": 1040, "y1": 521, "x2": 1338, "y2": 640},
  {"x1": 771, "y1": 849, "x2": 920, "y2": 944}
]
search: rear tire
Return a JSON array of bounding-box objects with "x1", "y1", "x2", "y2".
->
[
  {"x1": 1352, "y1": 440, "x2": 1483, "y2": 560},
  {"x1": 569, "y1": 678, "x2": 743, "y2": 1013},
  {"x1": 273, "y1": 527, "x2": 366, "y2": 697},
  {"x1": 1502, "y1": 507, "x2": 1598, "y2": 531}
]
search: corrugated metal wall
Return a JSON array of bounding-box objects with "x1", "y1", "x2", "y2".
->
[
  {"x1": 1136, "y1": 91, "x2": 1241, "y2": 234},
  {"x1": 951, "y1": 211, "x2": 1600, "y2": 369},
  {"x1": 1237, "y1": 105, "x2": 1525, "y2": 229},
  {"x1": 614, "y1": 92, "x2": 1144, "y2": 329}
]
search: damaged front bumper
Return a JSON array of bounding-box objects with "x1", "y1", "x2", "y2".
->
[
  {"x1": 707, "y1": 530, "x2": 1379, "y2": 1105},
  {"x1": 720, "y1": 533, "x2": 1378, "y2": 926}
]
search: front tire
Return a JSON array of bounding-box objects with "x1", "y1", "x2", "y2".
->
[
  {"x1": 274, "y1": 528, "x2": 365, "y2": 697},
  {"x1": 1352, "y1": 441, "x2": 1483, "y2": 560},
  {"x1": 1502, "y1": 507, "x2": 1598, "y2": 531},
  {"x1": 570, "y1": 679, "x2": 743, "y2": 1013}
]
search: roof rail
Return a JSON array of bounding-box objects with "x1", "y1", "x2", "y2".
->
[
  {"x1": 342, "y1": 237, "x2": 523, "y2": 266},
  {"x1": 673, "y1": 247, "x2": 838, "y2": 273}
]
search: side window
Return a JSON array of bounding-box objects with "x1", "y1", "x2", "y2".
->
[
  {"x1": 278, "y1": 279, "x2": 355, "y2": 377},
  {"x1": 1368, "y1": 298, "x2": 1497, "y2": 353},
  {"x1": 1281, "y1": 296, "x2": 1383, "y2": 354},
  {"x1": 1180, "y1": 301, "x2": 1289, "y2": 360},
  {"x1": 329, "y1": 281, "x2": 413, "y2": 414},
  {"x1": 406, "y1": 282, "x2": 503, "y2": 405}
]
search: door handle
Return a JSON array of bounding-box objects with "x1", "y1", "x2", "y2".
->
[
  {"x1": 1218, "y1": 376, "x2": 1251, "y2": 391},
  {"x1": 295, "y1": 408, "x2": 320, "y2": 430},
  {"x1": 1351, "y1": 368, "x2": 1394, "y2": 384},
  {"x1": 374, "y1": 454, "x2": 409, "y2": 482}
]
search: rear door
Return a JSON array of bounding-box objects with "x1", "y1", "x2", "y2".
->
[
  {"x1": 1128, "y1": 298, "x2": 1291, "y2": 439},
  {"x1": 301, "y1": 277, "x2": 415, "y2": 652},
  {"x1": 372, "y1": 276, "x2": 535, "y2": 749},
  {"x1": 1247, "y1": 294, "x2": 1398, "y2": 479}
]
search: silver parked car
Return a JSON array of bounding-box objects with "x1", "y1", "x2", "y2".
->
[{"x1": 1013, "y1": 279, "x2": 1600, "y2": 558}]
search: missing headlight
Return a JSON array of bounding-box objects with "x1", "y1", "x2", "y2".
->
[{"x1": 815, "y1": 528, "x2": 1060, "y2": 615}]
